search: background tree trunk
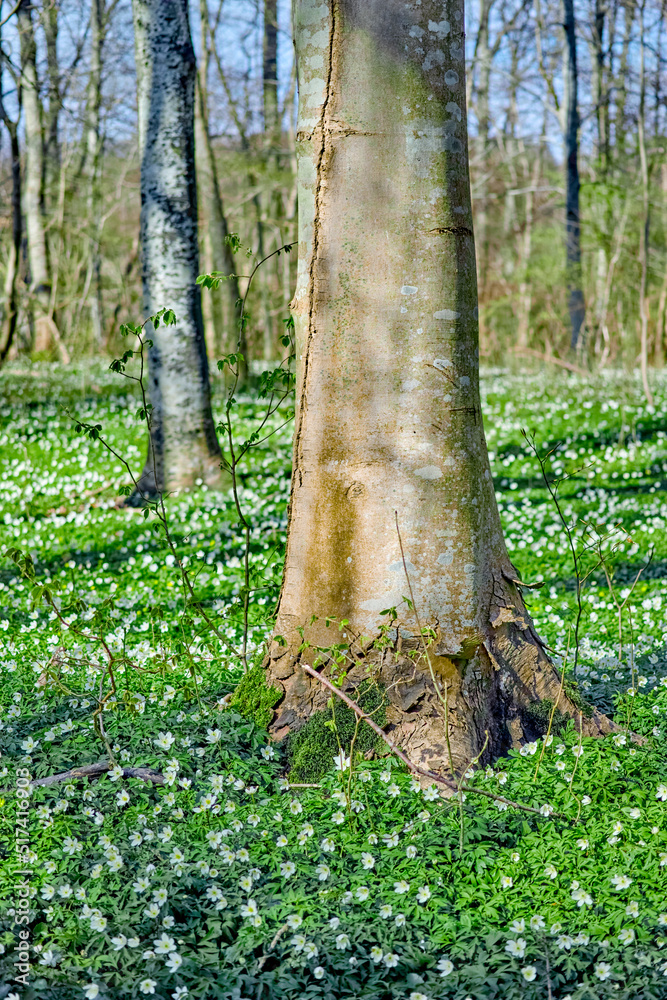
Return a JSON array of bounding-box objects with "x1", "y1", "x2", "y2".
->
[
  {"x1": 195, "y1": 0, "x2": 243, "y2": 357},
  {"x1": 0, "y1": 34, "x2": 22, "y2": 363},
  {"x1": 471, "y1": 0, "x2": 492, "y2": 301},
  {"x1": 194, "y1": 80, "x2": 222, "y2": 358},
  {"x1": 563, "y1": 0, "x2": 585, "y2": 351},
  {"x1": 266, "y1": 0, "x2": 610, "y2": 771},
  {"x1": 615, "y1": 1, "x2": 634, "y2": 162},
  {"x1": 41, "y1": 0, "x2": 61, "y2": 203},
  {"x1": 18, "y1": 0, "x2": 55, "y2": 355},
  {"x1": 516, "y1": 131, "x2": 543, "y2": 349},
  {"x1": 637, "y1": 0, "x2": 652, "y2": 405},
  {"x1": 592, "y1": 0, "x2": 608, "y2": 171},
  {"x1": 263, "y1": 0, "x2": 279, "y2": 147},
  {"x1": 131, "y1": 0, "x2": 222, "y2": 500},
  {"x1": 258, "y1": 0, "x2": 280, "y2": 361},
  {"x1": 86, "y1": 0, "x2": 105, "y2": 350}
]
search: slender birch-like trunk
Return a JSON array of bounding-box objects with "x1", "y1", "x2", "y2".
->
[
  {"x1": 17, "y1": 0, "x2": 55, "y2": 355},
  {"x1": 266, "y1": 0, "x2": 610, "y2": 768},
  {"x1": 131, "y1": 0, "x2": 222, "y2": 500},
  {"x1": 563, "y1": 0, "x2": 585, "y2": 351}
]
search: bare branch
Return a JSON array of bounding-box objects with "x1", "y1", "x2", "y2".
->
[{"x1": 30, "y1": 760, "x2": 165, "y2": 788}]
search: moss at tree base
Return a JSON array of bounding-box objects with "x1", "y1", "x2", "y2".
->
[
  {"x1": 286, "y1": 680, "x2": 386, "y2": 783},
  {"x1": 564, "y1": 677, "x2": 595, "y2": 719},
  {"x1": 229, "y1": 663, "x2": 282, "y2": 729},
  {"x1": 521, "y1": 697, "x2": 569, "y2": 737}
]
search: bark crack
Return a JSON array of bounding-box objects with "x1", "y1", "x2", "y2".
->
[
  {"x1": 427, "y1": 226, "x2": 474, "y2": 237},
  {"x1": 292, "y1": 1, "x2": 337, "y2": 490},
  {"x1": 296, "y1": 122, "x2": 378, "y2": 142}
]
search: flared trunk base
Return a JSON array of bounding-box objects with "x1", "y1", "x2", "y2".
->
[{"x1": 267, "y1": 590, "x2": 613, "y2": 772}]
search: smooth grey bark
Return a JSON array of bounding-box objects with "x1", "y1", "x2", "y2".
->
[
  {"x1": 266, "y1": 0, "x2": 611, "y2": 769},
  {"x1": 563, "y1": 0, "x2": 585, "y2": 351},
  {"x1": 17, "y1": 0, "x2": 55, "y2": 355},
  {"x1": 131, "y1": 0, "x2": 222, "y2": 500}
]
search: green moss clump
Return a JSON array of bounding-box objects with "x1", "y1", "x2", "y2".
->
[
  {"x1": 287, "y1": 680, "x2": 386, "y2": 783},
  {"x1": 229, "y1": 664, "x2": 282, "y2": 729},
  {"x1": 522, "y1": 697, "x2": 568, "y2": 737},
  {"x1": 564, "y1": 677, "x2": 594, "y2": 719}
]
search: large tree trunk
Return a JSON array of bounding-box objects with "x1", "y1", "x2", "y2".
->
[
  {"x1": 17, "y1": 0, "x2": 56, "y2": 356},
  {"x1": 266, "y1": 0, "x2": 610, "y2": 771},
  {"x1": 563, "y1": 0, "x2": 585, "y2": 352},
  {"x1": 131, "y1": 0, "x2": 222, "y2": 501}
]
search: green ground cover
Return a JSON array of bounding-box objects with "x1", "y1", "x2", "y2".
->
[{"x1": 0, "y1": 363, "x2": 666, "y2": 1000}]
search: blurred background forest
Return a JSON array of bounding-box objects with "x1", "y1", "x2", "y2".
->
[{"x1": 0, "y1": 0, "x2": 663, "y2": 372}]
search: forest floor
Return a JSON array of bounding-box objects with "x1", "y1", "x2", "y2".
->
[{"x1": 0, "y1": 362, "x2": 666, "y2": 1000}]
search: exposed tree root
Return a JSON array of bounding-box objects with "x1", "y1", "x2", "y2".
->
[
  {"x1": 300, "y1": 663, "x2": 571, "y2": 821},
  {"x1": 267, "y1": 570, "x2": 616, "y2": 775}
]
